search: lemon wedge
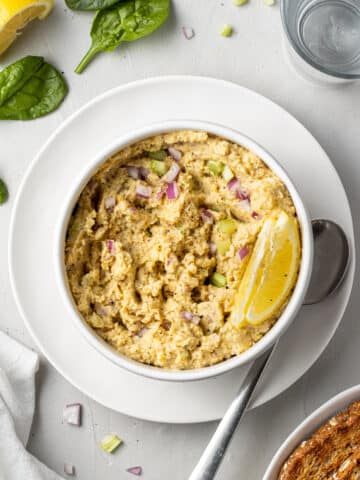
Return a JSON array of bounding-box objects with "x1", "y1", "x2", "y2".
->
[
  {"x1": 0, "y1": 0, "x2": 53, "y2": 55},
  {"x1": 230, "y1": 211, "x2": 301, "y2": 327}
]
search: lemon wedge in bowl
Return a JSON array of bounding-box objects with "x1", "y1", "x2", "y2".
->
[
  {"x1": 230, "y1": 211, "x2": 301, "y2": 327},
  {"x1": 0, "y1": 0, "x2": 53, "y2": 55}
]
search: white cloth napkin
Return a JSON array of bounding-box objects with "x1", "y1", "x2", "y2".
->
[{"x1": 0, "y1": 330, "x2": 63, "y2": 480}]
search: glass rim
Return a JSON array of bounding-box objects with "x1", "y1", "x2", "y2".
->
[{"x1": 280, "y1": 0, "x2": 360, "y2": 80}]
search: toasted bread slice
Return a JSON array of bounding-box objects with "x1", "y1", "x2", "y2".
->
[{"x1": 278, "y1": 401, "x2": 360, "y2": 480}]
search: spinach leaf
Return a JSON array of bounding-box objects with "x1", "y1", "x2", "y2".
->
[
  {"x1": 0, "y1": 56, "x2": 68, "y2": 121},
  {"x1": 65, "y1": 0, "x2": 120, "y2": 11},
  {"x1": 75, "y1": 0, "x2": 170, "y2": 74},
  {"x1": 0, "y1": 178, "x2": 8, "y2": 204}
]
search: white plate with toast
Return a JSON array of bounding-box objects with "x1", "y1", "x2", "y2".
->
[{"x1": 263, "y1": 384, "x2": 360, "y2": 479}]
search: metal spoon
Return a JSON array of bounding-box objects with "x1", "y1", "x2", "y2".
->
[{"x1": 189, "y1": 220, "x2": 349, "y2": 480}]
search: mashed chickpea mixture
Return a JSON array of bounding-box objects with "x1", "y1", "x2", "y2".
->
[{"x1": 65, "y1": 130, "x2": 298, "y2": 370}]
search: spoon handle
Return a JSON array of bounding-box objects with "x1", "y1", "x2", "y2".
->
[{"x1": 188, "y1": 348, "x2": 273, "y2": 480}]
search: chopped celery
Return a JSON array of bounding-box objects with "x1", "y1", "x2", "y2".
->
[
  {"x1": 222, "y1": 165, "x2": 234, "y2": 182},
  {"x1": 208, "y1": 160, "x2": 224, "y2": 176},
  {"x1": 100, "y1": 434, "x2": 122, "y2": 453},
  {"x1": 210, "y1": 272, "x2": 227, "y2": 288},
  {"x1": 148, "y1": 150, "x2": 167, "y2": 161},
  {"x1": 233, "y1": 0, "x2": 248, "y2": 4},
  {"x1": 151, "y1": 159, "x2": 169, "y2": 176},
  {"x1": 217, "y1": 218, "x2": 238, "y2": 235},
  {"x1": 263, "y1": 0, "x2": 275, "y2": 4},
  {"x1": 220, "y1": 24, "x2": 233, "y2": 37},
  {"x1": 216, "y1": 239, "x2": 231, "y2": 254}
]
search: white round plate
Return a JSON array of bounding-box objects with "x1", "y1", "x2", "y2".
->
[
  {"x1": 9, "y1": 76, "x2": 355, "y2": 424},
  {"x1": 263, "y1": 384, "x2": 360, "y2": 479}
]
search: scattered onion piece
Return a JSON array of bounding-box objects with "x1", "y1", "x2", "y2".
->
[
  {"x1": 167, "y1": 181, "x2": 179, "y2": 200},
  {"x1": 105, "y1": 196, "x2": 116, "y2": 210},
  {"x1": 156, "y1": 186, "x2": 167, "y2": 200},
  {"x1": 181, "y1": 311, "x2": 201, "y2": 325},
  {"x1": 100, "y1": 434, "x2": 122, "y2": 453},
  {"x1": 238, "y1": 246, "x2": 249, "y2": 260},
  {"x1": 125, "y1": 166, "x2": 140, "y2": 179},
  {"x1": 162, "y1": 163, "x2": 180, "y2": 183},
  {"x1": 126, "y1": 466, "x2": 142, "y2": 476},
  {"x1": 209, "y1": 242, "x2": 217, "y2": 256},
  {"x1": 227, "y1": 178, "x2": 250, "y2": 200},
  {"x1": 252, "y1": 211, "x2": 262, "y2": 219},
  {"x1": 136, "y1": 327, "x2": 148, "y2": 338},
  {"x1": 182, "y1": 26, "x2": 195, "y2": 40},
  {"x1": 136, "y1": 184, "x2": 152, "y2": 199},
  {"x1": 106, "y1": 240, "x2": 115, "y2": 253},
  {"x1": 139, "y1": 167, "x2": 149, "y2": 180},
  {"x1": 168, "y1": 147, "x2": 182, "y2": 161},
  {"x1": 201, "y1": 208, "x2": 213, "y2": 224},
  {"x1": 239, "y1": 199, "x2": 251, "y2": 211},
  {"x1": 63, "y1": 403, "x2": 82, "y2": 426},
  {"x1": 64, "y1": 464, "x2": 75, "y2": 476}
]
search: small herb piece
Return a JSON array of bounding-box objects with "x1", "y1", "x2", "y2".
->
[
  {"x1": 75, "y1": 0, "x2": 170, "y2": 74},
  {"x1": 216, "y1": 239, "x2": 231, "y2": 254},
  {"x1": 0, "y1": 178, "x2": 8, "y2": 204},
  {"x1": 220, "y1": 24, "x2": 233, "y2": 37},
  {"x1": 148, "y1": 150, "x2": 167, "y2": 161},
  {"x1": 65, "y1": 0, "x2": 120, "y2": 11},
  {"x1": 100, "y1": 434, "x2": 122, "y2": 453},
  {"x1": 151, "y1": 159, "x2": 169, "y2": 176},
  {"x1": 207, "y1": 160, "x2": 224, "y2": 176},
  {"x1": 210, "y1": 272, "x2": 227, "y2": 288},
  {"x1": 263, "y1": 0, "x2": 275, "y2": 4},
  {"x1": 222, "y1": 165, "x2": 234, "y2": 182},
  {"x1": 233, "y1": 0, "x2": 248, "y2": 5},
  {"x1": 218, "y1": 218, "x2": 238, "y2": 235},
  {"x1": 0, "y1": 56, "x2": 67, "y2": 121}
]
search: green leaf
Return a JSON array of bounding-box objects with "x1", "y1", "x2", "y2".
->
[
  {"x1": 0, "y1": 178, "x2": 8, "y2": 204},
  {"x1": 65, "y1": 0, "x2": 120, "y2": 11},
  {"x1": 0, "y1": 56, "x2": 68, "y2": 121},
  {"x1": 75, "y1": 0, "x2": 170, "y2": 74}
]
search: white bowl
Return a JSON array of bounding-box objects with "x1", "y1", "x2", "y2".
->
[
  {"x1": 263, "y1": 385, "x2": 360, "y2": 479},
  {"x1": 54, "y1": 120, "x2": 314, "y2": 382}
]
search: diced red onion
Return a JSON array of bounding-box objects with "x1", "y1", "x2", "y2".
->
[
  {"x1": 201, "y1": 208, "x2": 213, "y2": 224},
  {"x1": 125, "y1": 166, "x2": 140, "y2": 180},
  {"x1": 181, "y1": 311, "x2": 201, "y2": 325},
  {"x1": 136, "y1": 184, "x2": 152, "y2": 199},
  {"x1": 238, "y1": 246, "x2": 249, "y2": 260},
  {"x1": 126, "y1": 466, "x2": 142, "y2": 476},
  {"x1": 156, "y1": 186, "x2": 167, "y2": 200},
  {"x1": 136, "y1": 327, "x2": 148, "y2": 338},
  {"x1": 168, "y1": 147, "x2": 182, "y2": 161},
  {"x1": 252, "y1": 211, "x2": 262, "y2": 219},
  {"x1": 63, "y1": 403, "x2": 82, "y2": 426},
  {"x1": 106, "y1": 240, "x2": 115, "y2": 253},
  {"x1": 167, "y1": 181, "x2": 179, "y2": 200},
  {"x1": 163, "y1": 163, "x2": 180, "y2": 183},
  {"x1": 139, "y1": 167, "x2": 149, "y2": 180},
  {"x1": 227, "y1": 178, "x2": 250, "y2": 200},
  {"x1": 64, "y1": 464, "x2": 75, "y2": 476},
  {"x1": 239, "y1": 199, "x2": 251, "y2": 212},
  {"x1": 105, "y1": 197, "x2": 116, "y2": 210},
  {"x1": 182, "y1": 26, "x2": 195, "y2": 40},
  {"x1": 96, "y1": 305, "x2": 108, "y2": 316},
  {"x1": 209, "y1": 242, "x2": 217, "y2": 256}
]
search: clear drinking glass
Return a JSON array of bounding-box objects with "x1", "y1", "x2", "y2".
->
[{"x1": 281, "y1": 0, "x2": 360, "y2": 82}]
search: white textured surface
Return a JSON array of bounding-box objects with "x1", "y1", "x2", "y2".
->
[{"x1": 0, "y1": 1, "x2": 359, "y2": 479}]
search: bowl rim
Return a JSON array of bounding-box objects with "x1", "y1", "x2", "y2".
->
[
  {"x1": 263, "y1": 384, "x2": 360, "y2": 479},
  {"x1": 54, "y1": 120, "x2": 314, "y2": 382}
]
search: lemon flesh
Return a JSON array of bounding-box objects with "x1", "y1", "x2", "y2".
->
[
  {"x1": 0, "y1": 0, "x2": 53, "y2": 55},
  {"x1": 230, "y1": 211, "x2": 301, "y2": 327}
]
